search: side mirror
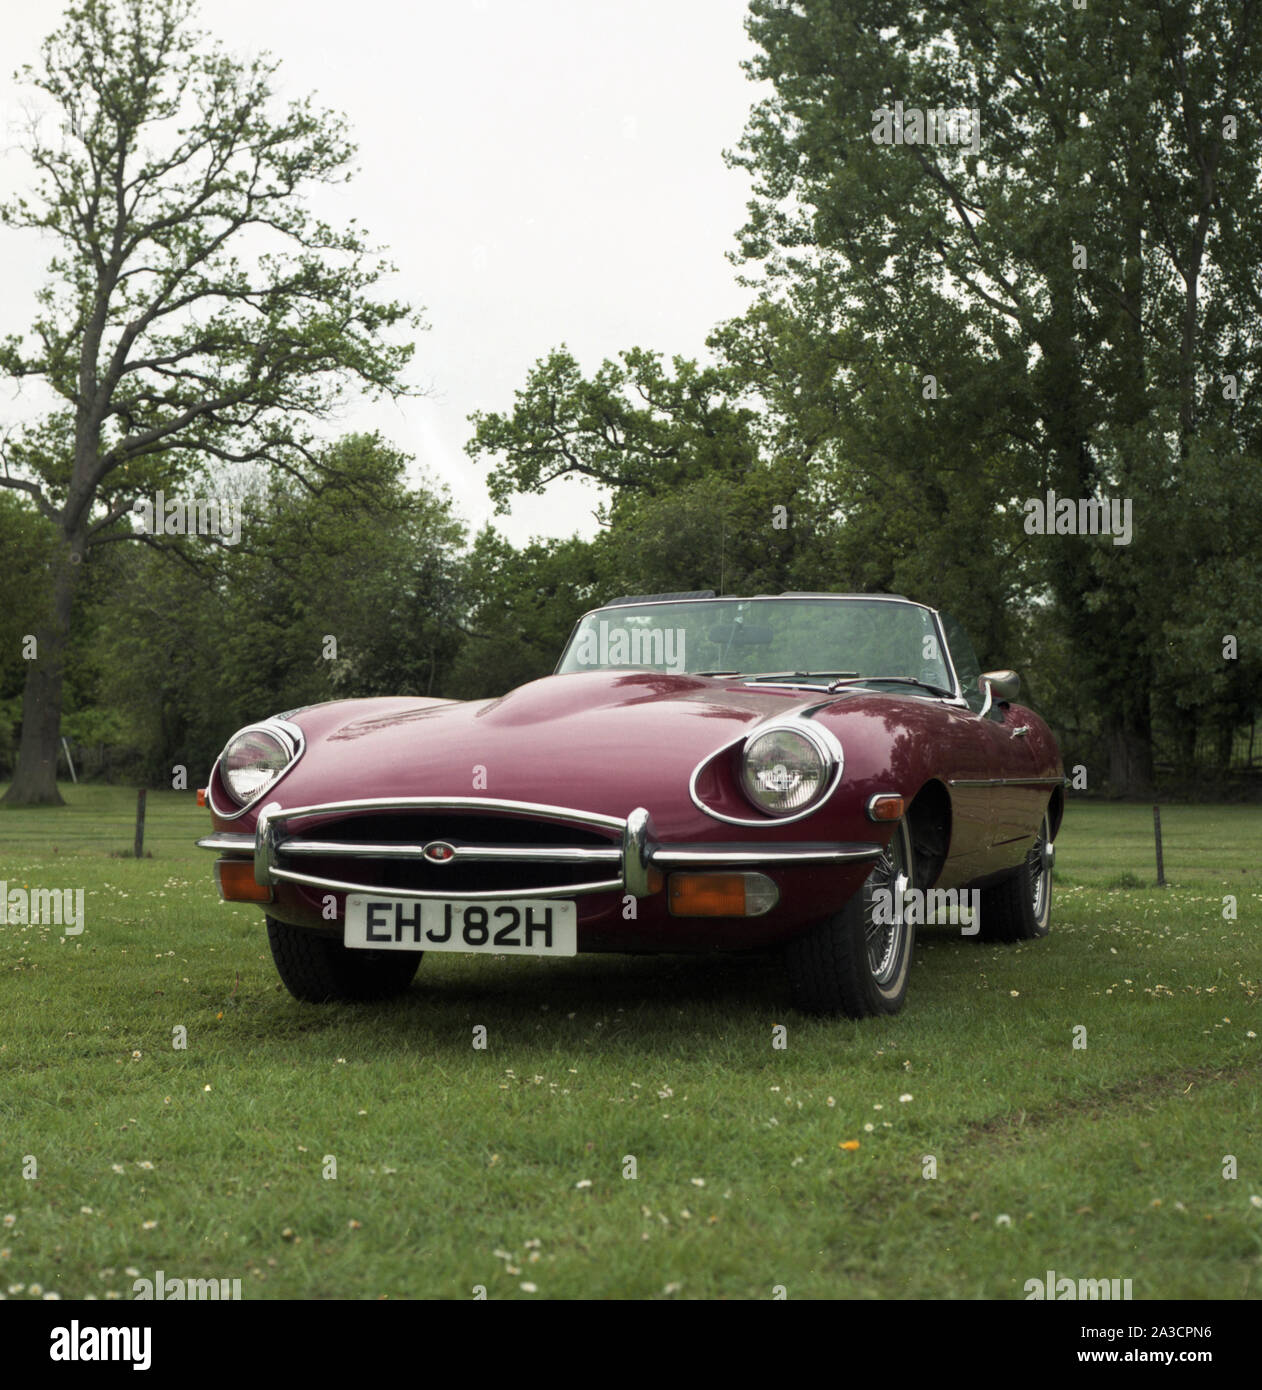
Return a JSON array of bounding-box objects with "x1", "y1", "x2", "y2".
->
[{"x1": 979, "y1": 670, "x2": 1019, "y2": 716}]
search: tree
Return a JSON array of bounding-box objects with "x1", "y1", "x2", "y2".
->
[
  {"x1": 445, "y1": 528, "x2": 605, "y2": 699},
  {"x1": 466, "y1": 344, "x2": 761, "y2": 521},
  {"x1": 729, "y1": 0, "x2": 1262, "y2": 795},
  {"x1": 711, "y1": 290, "x2": 1041, "y2": 654},
  {"x1": 465, "y1": 342, "x2": 837, "y2": 602},
  {"x1": 0, "y1": 0, "x2": 420, "y2": 804},
  {"x1": 87, "y1": 434, "x2": 467, "y2": 781},
  {"x1": 0, "y1": 494, "x2": 55, "y2": 776}
]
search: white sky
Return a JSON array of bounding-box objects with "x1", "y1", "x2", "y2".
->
[{"x1": 0, "y1": 0, "x2": 763, "y2": 545}]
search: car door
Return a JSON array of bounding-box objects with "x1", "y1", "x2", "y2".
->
[{"x1": 938, "y1": 613, "x2": 1042, "y2": 857}]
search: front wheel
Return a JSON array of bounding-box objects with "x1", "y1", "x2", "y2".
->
[
  {"x1": 784, "y1": 818, "x2": 916, "y2": 1017},
  {"x1": 976, "y1": 810, "x2": 1053, "y2": 942},
  {"x1": 266, "y1": 917, "x2": 422, "y2": 1002}
]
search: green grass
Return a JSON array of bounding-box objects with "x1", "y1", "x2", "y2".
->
[{"x1": 0, "y1": 788, "x2": 1258, "y2": 1300}]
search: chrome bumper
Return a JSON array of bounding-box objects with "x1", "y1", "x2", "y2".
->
[{"x1": 197, "y1": 797, "x2": 883, "y2": 901}]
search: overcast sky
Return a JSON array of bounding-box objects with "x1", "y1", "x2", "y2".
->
[{"x1": 0, "y1": 0, "x2": 764, "y2": 545}]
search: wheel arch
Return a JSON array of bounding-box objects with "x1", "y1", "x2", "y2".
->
[
  {"x1": 904, "y1": 779, "x2": 952, "y2": 889},
  {"x1": 1047, "y1": 782, "x2": 1065, "y2": 840}
]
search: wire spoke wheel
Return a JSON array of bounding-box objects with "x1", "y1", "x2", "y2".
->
[
  {"x1": 976, "y1": 806, "x2": 1054, "y2": 942},
  {"x1": 784, "y1": 816, "x2": 917, "y2": 1017},
  {"x1": 1027, "y1": 813, "x2": 1053, "y2": 923},
  {"x1": 863, "y1": 835, "x2": 911, "y2": 985}
]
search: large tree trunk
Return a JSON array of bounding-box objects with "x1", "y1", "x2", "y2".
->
[
  {"x1": 2, "y1": 539, "x2": 82, "y2": 807},
  {"x1": 1106, "y1": 712, "x2": 1155, "y2": 798},
  {"x1": 1215, "y1": 719, "x2": 1237, "y2": 773}
]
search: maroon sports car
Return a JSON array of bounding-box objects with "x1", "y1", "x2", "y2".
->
[{"x1": 198, "y1": 592, "x2": 1064, "y2": 1016}]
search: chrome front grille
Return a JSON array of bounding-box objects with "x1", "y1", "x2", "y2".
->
[{"x1": 258, "y1": 798, "x2": 626, "y2": 899}]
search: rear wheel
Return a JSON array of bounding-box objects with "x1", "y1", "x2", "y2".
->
[
  {"x1": 785, "y1": 818, "x2": 916, "y2": 1017},
  {"x1": 266, "y1": 917, "x2": 421, "y2": 1002},
  {"x1": 976, "y1": 811, "x2": 1053, "y2": 942}
]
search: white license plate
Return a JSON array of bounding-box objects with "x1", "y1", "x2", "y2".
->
[{"x1": 344, "y1": 895, "x2": 577, "y2": 956}]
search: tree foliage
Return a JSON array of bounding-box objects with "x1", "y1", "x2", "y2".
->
[
  {"x1": 0, "y1": 0, "x2": 421, "y2": 802},
  {"x1": 723, "y1": 0, "x2": 1262, "y2": 793}
]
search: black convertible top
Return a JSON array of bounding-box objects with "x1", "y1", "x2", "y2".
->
[{"x1": 600, "y1": 590, "x2": 913, "y2": 607}]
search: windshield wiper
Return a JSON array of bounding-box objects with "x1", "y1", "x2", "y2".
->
[
  {"x1": 827, "y1": 674, "x2": 954, "y2": 696},
  {"x1": 745, "y1": 671, "x2": 860, "y2": 684}
]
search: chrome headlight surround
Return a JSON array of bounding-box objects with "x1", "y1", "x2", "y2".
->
[
  {"x1": 208, "y1": 718, "x2": 305, "y2": 820},
  {"x1": 741, "y1": 720, "x2": 839, "y2": 817},
  {"x1": 690, "y1": 716, "x2": 844, "y2": 827}
]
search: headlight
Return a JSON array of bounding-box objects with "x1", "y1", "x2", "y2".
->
[
  {"x1": 220, "y1": 725, "x2": 297, "y2": 806},
  {"x1": 740, "y1": 725, "x2": 833, "y2": 816}
]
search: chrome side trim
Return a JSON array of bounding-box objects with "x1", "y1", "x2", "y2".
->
[
  {"x1": 206, "y1": 718, "x2": 306, "y2": 822},
  {"x1": 196, "y1": 832, "x2": 255, "y2": 853},
  {"x1": 948, "y1": 776, "x2": 1066, "y2": 788},
  {"x1": 652, "y1": 843, "x2": 881, "y2": 866}
]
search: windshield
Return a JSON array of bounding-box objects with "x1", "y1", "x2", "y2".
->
[{"x1": 556, "y1": 597, "x2": 954, "y2": 693}]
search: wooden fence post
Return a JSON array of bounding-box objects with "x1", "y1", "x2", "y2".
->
[{"x1": 1153, "y1": 804, "x2": 1166, "y2": 887}]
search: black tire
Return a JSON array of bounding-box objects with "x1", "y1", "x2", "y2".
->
[
  {"x1": 266, "y1": 917, "x2": 421, "y2": 1002},
  {"x1": 976, "y1": 810, "x2": 1053, "y2": 942},
  {"x1": 785, "y1": 818, "x2": 916, "y2": 1017}
]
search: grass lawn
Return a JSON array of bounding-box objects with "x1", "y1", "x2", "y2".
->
[{"x1": 0, "y1": 787, "x2": 1258, "y2": 1300}]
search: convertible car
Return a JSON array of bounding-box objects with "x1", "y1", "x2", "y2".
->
[{"x1": 197, "y1": 592, "x2": 1063, "y2": 1017}]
